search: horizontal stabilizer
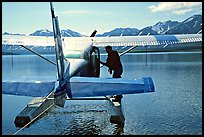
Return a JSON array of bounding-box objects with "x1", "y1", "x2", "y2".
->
[
  {"x1": 2, "y1": 81, "x2": 55, "y2": 97},
  {"x1": 67, "y1": 77, "x2": 155, "y2": 98}
]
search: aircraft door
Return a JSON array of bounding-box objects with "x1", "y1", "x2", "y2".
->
[{"x1": 89, "y1": 46, "x2": 100, "y2": 77}]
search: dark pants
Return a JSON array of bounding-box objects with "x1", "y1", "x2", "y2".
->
[
  {"x1": 113, "y1": 68, "x2": 123, "y2": 78},
  {"x1": 112, "y1": 68, "x2": 123, "y2": 103}
]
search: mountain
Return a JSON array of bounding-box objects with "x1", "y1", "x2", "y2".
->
[
  {"x1": 136, "y1": 20, "x2": 180, "y2": 35},
  {"x1": 96, "y1": 28, "x2": 139, "y2": 37},
  {"x1": 2, "y1": 32, "x2": 25, "y2": 36},
  {"x1": 151, "y1": 20, "x2": 180, "y2": 34},
  {"x1": 61, "y1": 29, "x2": 86, "y2": 37},
  {"x1": 29, "y1": 29, "x2": 86, "y2": 37},
  {"x1": 137, "y1": 26, "x2": 158, "y2": 36},
  {"x1": 29, "y1": 29, "x2": 53, "y2": 36},
  {"x1": 165, "y1": 14, "x2": 202, "y2": 34}
]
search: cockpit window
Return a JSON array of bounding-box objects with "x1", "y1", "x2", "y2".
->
[
  {"x1": 64, "y1": 50, "x2": 89, "y2": 60},
  {"x1": 64, "y1": 50, "x2": 82, "y2": 59}
]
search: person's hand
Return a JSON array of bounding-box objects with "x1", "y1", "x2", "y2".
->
[{"x1": 108, "y1": 69, "x2": 112, "y2": 74}]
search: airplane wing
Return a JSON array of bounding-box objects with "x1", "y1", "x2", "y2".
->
[
  {"x1": 2, "y1": 33, "x2": 202, "y2": 48},
  {"x1": 2, "y1": 76, "x2": 56, "y2": 97},
  {"x1": 67, "y1": 76, "x2": 154, "y2": 98},
  {"x1": 91, "y1": 34, "x2": 202, "y2": 47},
  {"x1": 2, "y1": 35, "x2": 54, "y2": 46},
  {"x1": 2, "y1": 81, "x2": 55, "y2": 97}
]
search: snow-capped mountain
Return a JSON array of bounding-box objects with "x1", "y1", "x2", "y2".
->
[
  {"x1": 96, "y1": 28, "x2": 139, "y2": 37},
  {"x1": 165, "y1": 14, "x2": 202, "y2": 34},
  {"x1": 137, "y1": 26, "x2": 158, "y2": 36},
  {"x1": 151, "y1": 20, "x2": 180, "y2": 34},
  {"x1": 29, "y1": 29, "x2": 86, "y2": 37},
  {"x1": 29, "y1": 29, "x2": 53, "y2": 36},
  {"x1": 61, "y1": 29, "x2": 86, "y2": 37},
  {"x1": 136, "y1": 21, "x2": 180, "y2": 35}
]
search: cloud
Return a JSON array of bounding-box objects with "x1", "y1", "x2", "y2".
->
[
  {"x1": 172, "y1": 9, "x2": 193, "y2": 15},
  {"x1": 148, "y1": 2, "x2": 202, "y2": 15}
]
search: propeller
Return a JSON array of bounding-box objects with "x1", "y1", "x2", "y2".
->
[{"x1": 90, "y1": 30, "x2": 97, "y2": 37}]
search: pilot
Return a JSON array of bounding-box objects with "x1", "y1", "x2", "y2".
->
[{"x1": 100, "y1": 45, "x2": 123, "y2": 103}]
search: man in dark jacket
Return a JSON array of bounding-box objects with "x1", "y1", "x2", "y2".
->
[
  {"x1": 100, "y1": 45, "x2": 123, "y2": 78},
  {"x1": 100, "y1": 45, "x2": 123, "y2": 103}
]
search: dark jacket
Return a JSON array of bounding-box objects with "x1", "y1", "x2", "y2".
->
[{"x1": 104, "y1": 50, "x2": 122, "y2": 70}]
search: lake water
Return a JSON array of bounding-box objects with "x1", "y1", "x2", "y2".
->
[{"x1": 2, "y1": 51, "x2": 202, "y2": 135}]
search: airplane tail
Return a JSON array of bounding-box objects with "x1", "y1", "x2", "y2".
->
[{"x1": 50, "y1": 2, "x2": 70, "y2": 106}]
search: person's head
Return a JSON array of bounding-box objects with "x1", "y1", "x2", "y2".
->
[{"x1": 105, "y1": 45, "x2": 112, "y2": 53}]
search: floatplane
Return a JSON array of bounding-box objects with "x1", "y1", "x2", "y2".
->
[{"x1": 2, "y1": 2, "x2": 202, "y2": 131}]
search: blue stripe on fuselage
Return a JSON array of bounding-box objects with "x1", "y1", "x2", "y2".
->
[{"x1": 154, "y1": 35, "x2": 178, "y2": 43}]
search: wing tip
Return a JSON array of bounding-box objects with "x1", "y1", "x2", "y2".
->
[{"x1": 143, "y1": 77, "x2": 155, "y2": 92}]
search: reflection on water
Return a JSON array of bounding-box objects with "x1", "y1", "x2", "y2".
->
[
  {"x1": 2, "y1": 51, "x2": 202, "y2": 135},
  {"x1": 11, "y1": 100, "x2": 124, "y2": 135}
]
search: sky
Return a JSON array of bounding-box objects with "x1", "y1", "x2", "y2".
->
[{"x1": 2, "y1": 2, "x2": 202, "y2": 36}]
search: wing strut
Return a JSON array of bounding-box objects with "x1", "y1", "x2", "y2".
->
[
  {"x1": 19, "y1": 44, "x2": 56, "y2": 65},
  {"x1": 119, "y1": 45, "x2": 138, "y2": 57}
]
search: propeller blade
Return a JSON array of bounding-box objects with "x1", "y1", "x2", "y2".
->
[{"x1": 90, "y1": 30, "x2": 97, "y2": 37}]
